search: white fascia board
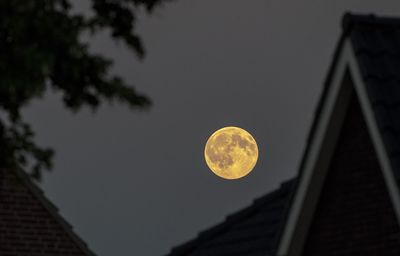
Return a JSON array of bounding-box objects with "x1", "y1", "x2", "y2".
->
[
  {"x1": 277, "y1": 39, "x2": 400, "y2": 256},
  {"x1": 348, "y1": 44, "x2": 400, "y2": 224},
  {"x1": 277, "y1": 39, "x2": 353, "y2": 256}
]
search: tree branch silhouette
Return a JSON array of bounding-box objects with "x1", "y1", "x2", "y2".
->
[{"x1": 0, "y1": 0, "x2": 169, "y2": 180}]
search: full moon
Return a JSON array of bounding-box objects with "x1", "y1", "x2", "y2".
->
[{"x1": 204, "y1": 126, "x2": 259, "y2": 179}]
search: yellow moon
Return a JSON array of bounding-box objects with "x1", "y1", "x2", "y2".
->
[{"x1": 204, "y1": 126, "x2": 258, "y2": 179}]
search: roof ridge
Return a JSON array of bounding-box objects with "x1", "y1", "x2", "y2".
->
[{"x1": 343, "y1": 12, "x2": 400, "y2": 32}]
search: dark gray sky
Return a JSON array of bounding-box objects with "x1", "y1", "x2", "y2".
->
[{"x1": 23, "y1": 1, "x2": 400, "y2": 255}]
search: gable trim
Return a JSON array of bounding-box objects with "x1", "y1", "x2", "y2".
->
[
  {"x1": 277, "y1": 39, "x2": 400, "y2": 256},
  {"x1": 347, "y1": 45, "x2": 400, "y2": 224},
  {"x1": 276, "y1": 38, "x2": 353, "y2": 256}
]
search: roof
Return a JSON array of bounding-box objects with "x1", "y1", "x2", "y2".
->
[
  {"x1": 278, "y1": 13, "x2": 400, "y2": 256},
  {"x1": 294, "y1": 13, "x2": 400, "y2": 183},
  {"x1": 344, "y1": 13, "x2": 400, "y2": 183},
  {"x1": 0, "y1": 168, "x2": 95, "y2": 255},
  {"x1": 166, "y1": 179, "x2": 296, "y2": 256}
]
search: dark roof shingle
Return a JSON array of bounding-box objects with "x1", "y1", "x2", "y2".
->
[
  {"x1": 166, "y1": 179, "x2": 296, "y2": 256},
  {"x1": 345, "y1": 13, "x2": 400, "y2": 183}
]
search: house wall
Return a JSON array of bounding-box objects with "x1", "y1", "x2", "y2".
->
[
  {"x1": 0, "y1": 168, "x2": 90, "y2": 255},
  {"x1": 301, "y1": 95, "x2": 400, "y2": 255}
]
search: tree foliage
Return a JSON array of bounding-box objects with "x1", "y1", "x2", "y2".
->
[{"x1": 0, "y1": 0, "x2": 167, "y2": 180}]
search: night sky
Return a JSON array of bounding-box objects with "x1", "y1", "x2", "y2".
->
[{"x1": 22, "y1": 1, "x2": 400, "y2": 255}]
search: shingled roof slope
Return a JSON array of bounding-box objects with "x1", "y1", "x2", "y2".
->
[
  {"x1": 0, "y1": 168, "x2": 95, "y2": 255},
  {"x1": 165, "y1": 179, "x2": 296, "y2": 256},
  {"x1": 344, "y1": 13, "x2": 400, "y2": 183}
]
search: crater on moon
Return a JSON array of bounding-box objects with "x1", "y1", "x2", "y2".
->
[{"x1": 204, "y1": 126, "x2": 258, "y2": 179}]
